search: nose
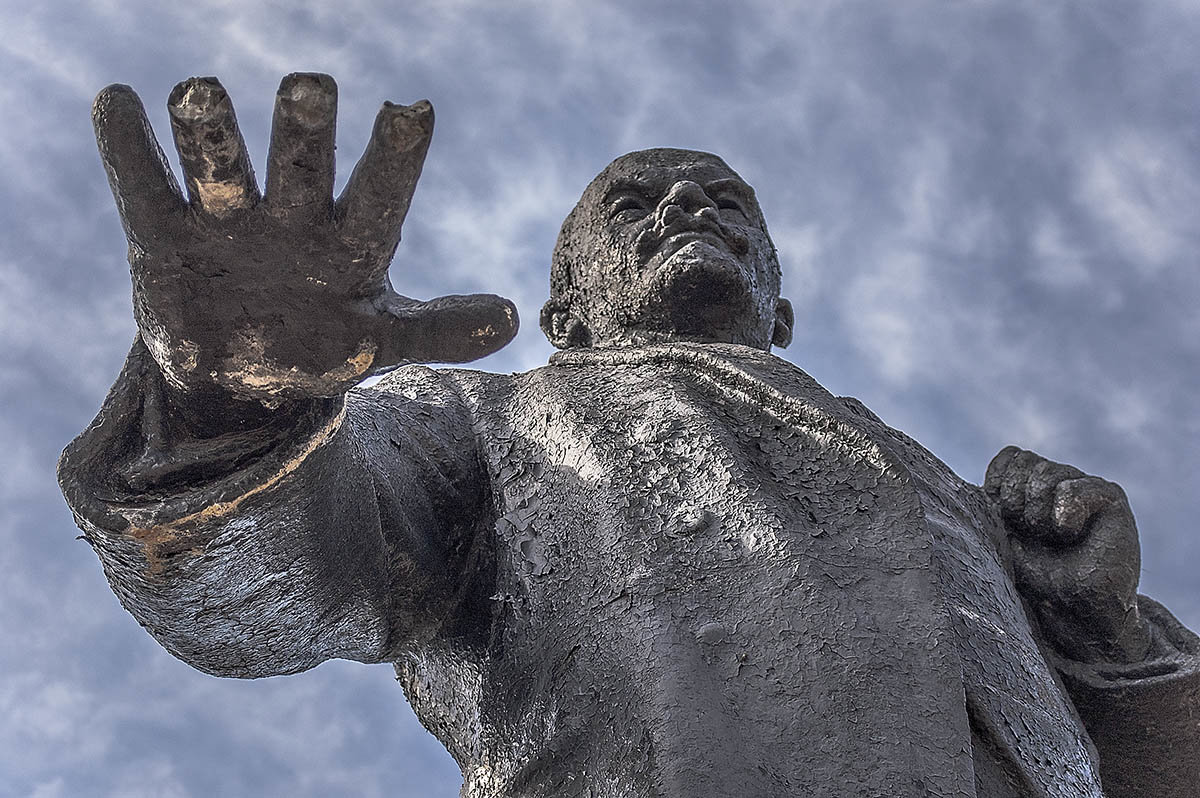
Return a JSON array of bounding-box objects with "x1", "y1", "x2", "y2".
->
[{"x1": 656, "y1": 180, "x2": 716, "y2": 218}]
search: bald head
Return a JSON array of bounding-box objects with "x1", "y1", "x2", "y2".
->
[{"x1": 542, "y1": 148, "x2": 792, "y2": 351}]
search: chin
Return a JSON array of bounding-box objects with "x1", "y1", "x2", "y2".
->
[
  {"x1": 651, "y1": 242, "x2": 750, "y2": 308},
  {"x1": 639, "y1": 243, "x2": 763, "y2": 343}
]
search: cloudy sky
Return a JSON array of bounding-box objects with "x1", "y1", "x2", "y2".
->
[{"x1": 2, "y1": 1, "x2": 1198, "y2": 795}]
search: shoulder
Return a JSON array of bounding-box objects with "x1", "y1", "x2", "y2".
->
[
  {"x1": 360, "y1": 363, "x2": 519, "y2": 405},
  {"x1": 837, "y1": 394, "x2": 886, "y2": 424}
]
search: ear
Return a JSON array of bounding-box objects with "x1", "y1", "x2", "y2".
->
[
  {"x1": 770, "y1": 297, "x2": 794, "y2": 349},
  {"x1": 540, "y1": 297, "x2": 590, "y2": 349}
]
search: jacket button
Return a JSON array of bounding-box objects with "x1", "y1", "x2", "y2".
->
[
  {"x1": 696, "y1": 621, "x2": 727, "y2": 644},
  {"x1": 676, "y1": 508, "x2": 717, "y2": 536}
]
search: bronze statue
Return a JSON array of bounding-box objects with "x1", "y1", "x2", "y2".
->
[{"x1": 59, "y1": 74, "x2": 1199, "y2": 797}]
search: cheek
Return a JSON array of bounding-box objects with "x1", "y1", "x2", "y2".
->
[
  {"x1": 747, "y1": 239, "x2": 779, "y2": 283},
  {"x1": 599, "y1": 231, "x2": 643, "y2": 275},
  {"x1": 575, "y1": 236, "x2": 640, "y2": 297}
]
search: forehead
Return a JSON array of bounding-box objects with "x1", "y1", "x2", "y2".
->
[{"x1": 586, "y1": 151, "x2": 752, "y2": 204}]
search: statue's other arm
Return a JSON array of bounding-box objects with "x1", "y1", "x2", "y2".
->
[
  {"x1": 57, "y1": 75, "x2": 516, "y2": 677},
  {"x1": 985, "y1": 447, "x2": 1200, "y2": 797},
  {"x1": 1053, "y1": 597, "x2": 1200, "y2": 798}
]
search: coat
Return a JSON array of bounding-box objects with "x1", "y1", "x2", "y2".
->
[{"x1": 59, "y1": 338, "x2": 1200, "y2": 797}]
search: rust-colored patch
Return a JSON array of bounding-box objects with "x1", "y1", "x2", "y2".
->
[
  {"x1": 126, "y1": 403, "x2": 347, "y2": 573},
  {"x1": 220, "y1": 328, "x2": 376, "y2": 395},
  {"x1": 128, "y1": 524, "x2": 210, "y2": 574},
  {"x1": 193, "y1": 179, "x2": 254, "y2": 214}
]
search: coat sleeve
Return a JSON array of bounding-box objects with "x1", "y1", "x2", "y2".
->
[
  {"x1": 1051, "y1": 596, "x2": 1200, "y2": 798},
  {"x1": 57, "y1": 336, "x2": 491, "y2": 678}
]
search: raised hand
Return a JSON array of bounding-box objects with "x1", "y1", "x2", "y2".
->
[
  {"x1": 93, "y1": 74, "x2": 517, "y2": 402},
  {"x1": 984, "y1": 446, "x2": 1153, "y2": 664}
]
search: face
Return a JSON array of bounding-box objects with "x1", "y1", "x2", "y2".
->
[{"x1": 545, "y1": 149, "x2": 791, "y2": 350}]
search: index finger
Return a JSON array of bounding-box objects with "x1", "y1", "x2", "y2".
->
[
  {"x1": 335, "y1": 99, "x2": 434, "y2": 271},
  {"x1": 983, "y1": 445, "x2": 1022, "y2": 500},
  {"x1": 263, "y1": 73, "x2": 338, "y2": 224},
  {"x1": 92, "y1": 84, "x2": 187, "y2": 248}
]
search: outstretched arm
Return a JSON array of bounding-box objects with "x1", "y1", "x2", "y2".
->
[
  {"x1": 58, "y1": 74, "x2": 513, "y2": 677},
  {"x1": 984, "y1": 447, "x2": 1200, "y2": 798}
]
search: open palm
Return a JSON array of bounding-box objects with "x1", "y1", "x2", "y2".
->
[{"x1": 93, "y1": 73, "x2": 517, "y2": 401}]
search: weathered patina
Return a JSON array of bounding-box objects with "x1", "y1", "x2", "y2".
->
[{"x1": 60, "y1": 74, "x2": 1200, "y2": 797}]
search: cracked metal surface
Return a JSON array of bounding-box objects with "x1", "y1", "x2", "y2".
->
[
  {"x1": 60, "y1": 82, "x2": 1200, "y2": 796},
  {"x1": 60, "y1": 339, "x2": 1200, "y2": 797}
]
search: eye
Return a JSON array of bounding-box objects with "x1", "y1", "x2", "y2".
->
[
  {"x1": 716, "y1": 196, "x2": 748, "y2": 219},
  {"x1": 609, "y1": 195, "x2": 649, "y2": 223}
]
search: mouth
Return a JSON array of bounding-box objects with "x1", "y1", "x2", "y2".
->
[{"x1": 652, "y1": 229, "x2": 731, "y2": 261}]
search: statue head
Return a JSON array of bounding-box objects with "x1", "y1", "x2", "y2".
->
[{"x1": 541, "y1": 148, "x2": 793, "y2": 351}]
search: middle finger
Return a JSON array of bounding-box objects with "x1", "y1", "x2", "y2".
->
[{"x1": 168, "y1": 77, "x2": 260, "y2": 217}]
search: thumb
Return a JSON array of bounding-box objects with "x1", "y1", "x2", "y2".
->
[
  {"x1": 371, "y1": 292, "x2": 519, "y2": 366},
  {"x1": 1050, "y1": 476, "x2": 1128, "y2": 544}
]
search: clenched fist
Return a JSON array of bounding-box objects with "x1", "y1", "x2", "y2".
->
[{"x1": 984, "y1": 446, "x2": 1153, "y2": 664}]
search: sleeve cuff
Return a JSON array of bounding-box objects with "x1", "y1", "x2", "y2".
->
[
  {"x1": 1050, "y1": 596, "x2": 1200, "y2": 798},
  {"x1": 1050, "y1": 596, "x2": 1200, "y2": 688},
  {"x1": 58, "y1": 336, "x2": 345, "y2": 541}
]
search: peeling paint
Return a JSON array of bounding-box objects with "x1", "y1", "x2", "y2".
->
[
  {"x1": 219, "y1": 327, "x2": 376, "y2": 395},
  {"x1": 192, "y1": 179, "x2": 252, "y2": 214},
  {"x1": 124, "y1": 402, "x2": 347, "y2": 569}
]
